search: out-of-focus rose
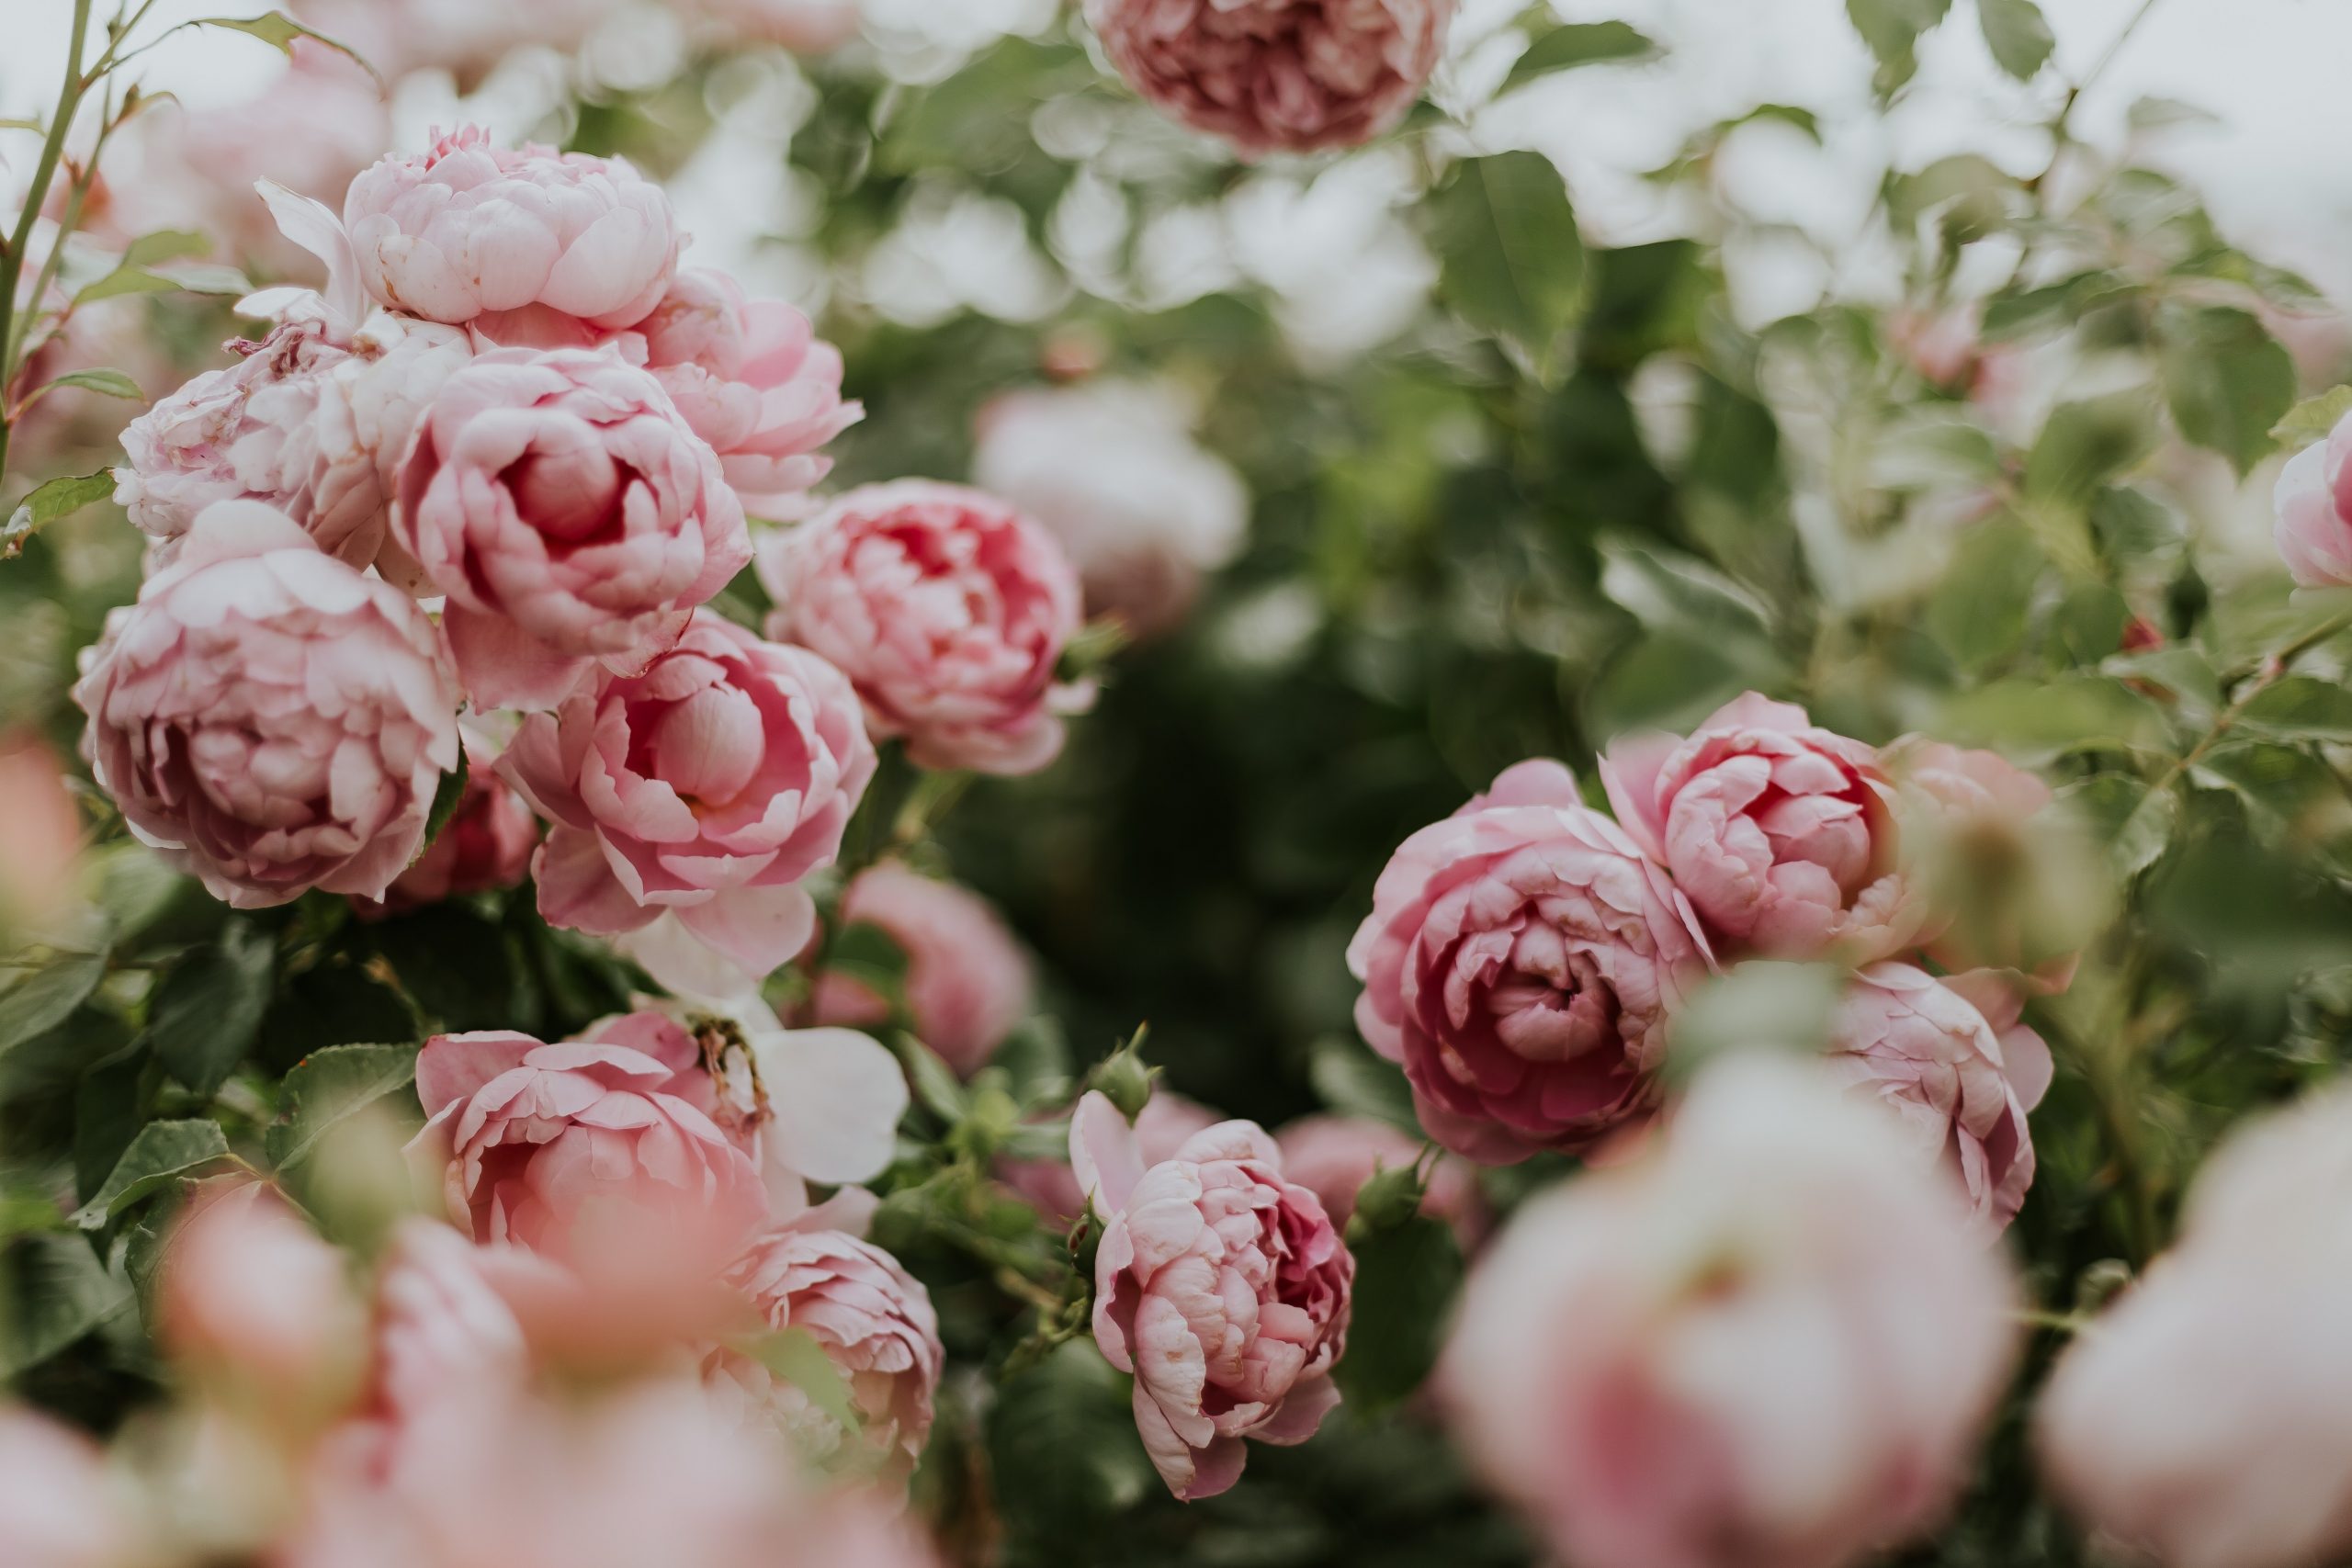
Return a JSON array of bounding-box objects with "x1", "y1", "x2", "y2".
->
[
  {"x1": 393, "y1": 346, "x2": 751, "y2": 711},
  {"x1": 1603, "y1": 694, "x2": 1914, "y2": 962},
  {"x1": 360, "y1": 737, "x2": 537, "y2": 917},
  {"x1": 158, "y1": 1181, "x2": 368, "y2": 1422},
  {"x1": 1822, "y1": 963, "x2": 2052, "y2": 1235},
  {"x1": 73, "y1": 502, "x2": 462, "y2": 909},
  {"x1": 498, "y1": 610, "x2": 873, "y2": 978},
  {"x1": 1272, "y1": 1113, "x2": 1486, "y2": 1249},
  {"x1": 0, "y1": 732, "x2": 83, "y2": 933},
  {"x1": 1085, "y1": 0, "x2": 1455, "y2": 159},
  {"x1": 811, "y1": 864, "x2": 1032, "y2": 1077},
  {"x1": 999, "y1": 1089, "x2": 1220, "y2": 1225},
  {"x1": 2274, "y1": 413, "x2": 2352, "y2": 588},
  {"x1": 344, "y1": 128, "x2": 678, "y2": 330},
  {"x1": 2040, "y1": 1083, "x2": 2352, "y2": 1568},
  {"x1": 1442, "y1": 1054, "x2": 2018, "y2": 1568},
  {"x1": 971, "y1": 382, "x2": 1249, "y2": 638},
  {"x1": 1886, "y1": 738, "x2": 2086, "y2": 992},
  {"x1": 685, "y1": 0, "x2": 862, "y2": 50},
  {"x1": 759, "y1": 480, "x2": 1091, "y2": 776},
  {"x1": 1072, "y1": 1092, "x2": 1353, "y2": 1500},
  {"x1": 1347, "y1": 759, "x2": 1712, "y2": 1164},
  {"x1": 0, "y1": 1407, "x2": 132, "y2": 1568},
  {"x1": 707, "y1": 1224, "x2": 944, "y2": 1482},
  {"x1": 635, "y1": 269, "x2": 861, "y2": 516}
]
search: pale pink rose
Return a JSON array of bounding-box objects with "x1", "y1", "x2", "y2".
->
[
  {"x1": 1822, "y1": 963, "x2": 2052, "y2": 1235},
  {"x1": 1347, "y1": 759, "x2": 1712, "y2": 1164},
  {"x1": 73, "y1": 502, "x2": 462, "y2": 909},
  {"x1": 1272, "y1": 1113, "x2": 1486, "y2": 1249},
  {"x1": 407, "y1": 1013, "x2": 771, "y2": 1269},
  {"x1": 811, "y1": 864, "x2": 1032, "y2": 1077},
  {"x1": 635, "y1": 269, "x2": 861, "y2": 516},
  {"x1": 366, "y1": 1223, "x2": 542, "y2": 1438},
  {"x1": 360, "y1": 738, "x2": 538, "y2": 917},
  {"x1": 1603, "y1": 694, "x2": 1914, "y2": 962},
  {"x1": 1887, "y1": 738, "x2": 2081, "y2": 991},
  {"x1": 393, "y1": 346, "x2": 752, "y2": 711},
  {"x1": 498, "y1": 610, "x2": 874, "y2": 978},
  {"x1": 1000, "y1": 1089, "x2": 1220, "y2": 1226},
  {"x1": 971, "y1": 382, "x2": 1249, "y2": 639},
  {"x1": 287, "y1": 0, "x2": 624, "y2": 86},
  {"x1": 2039, "y1": 1083, "x2": 2352, "y2": 1568},
  {"x1": 758, "y1": 480, "x2": 1091, "y2": 776},
  {"x1": 157, "y1": 1181, "x2": 368, "y2": 1418},
  {"x1": 344, "y1": 128, "x2": 678, "y2": 330},
  {"x1": 0, "y1": 1407, "x2": 131, "y2": 1568},
  {"x1": 1442, "y1": 1054, "x2": 2018, "y2": 1568},
  {"x1": 2274, "y1": 411, "x2": 2352, "y2": 587},
  {"x1": 686, "y1": 0, "x2": 862, "y2": 50},
  {"x1": 0, "y1": 732, "x2": 83, "y2": 930},
  {"x1": 1071, "y1": 1091, "x2": 1354, "y2": 1500},
  {"x1": 706, "y1": 1224, "x2": 944, "y2": 1482},
  {"x1": 1085, "y1": 0, "x2": 1455, "y2": 159}
]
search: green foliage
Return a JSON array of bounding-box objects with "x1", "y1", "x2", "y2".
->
[
  {"x1": 1332, "y1": 1216, "x2": 1464, "y2": 1414},
  {"x1": 1430, "y1": 152, "x2": 1587, "y2": 381}
]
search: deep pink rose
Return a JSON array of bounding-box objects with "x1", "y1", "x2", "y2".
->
[
  {"x1": 1272, "y1": 1113, "x2": 1487, "y2": 1249},
  {"x1": 1071, "y1": 1092, "x2": 1354, "y2": 1500},
  {"x1": 344, "y1": 127, "x2": 679, "y2": 330},
  {"x1": 498, "y1": 610, "x2": 874, "y2": 978},
  {"x1": 1442, "y1": 1055, "x2": 2018, "y2": 1568},
  {"x1": 635, "y1": 268, "x2": 861, "y2": 516},
  {"x1": 1000, "y1": 1089, "x2": 1220, "y2": 1226},
  {"x1": 1086, "y1": 0, "x2": 1456, "y2": 158},
  {"x1": 73, "y1": 502, "x2": 461, "y2": 909},
  {"x1": 362, "y1": 736, "x2": 538, "y2": 917},
  {"x1": 1347, "y1": 759, "x2": 1712, "y2": 1164},
  {"x1": 758, "y1": 480, "x2": 1091, "y2": 775},
  {"x1": 1603, "y1": 694, "x2": 1914, "y2": 961},
  {"x1": 2275, "y1": 412, "x2": 2352, "y2": 588},
  {"x1": 812, "y1": 864, "x2": 1032, "y2": 1077},
  {"x1": 0, "y1": 1407, "x2": 130, "y2": 1568},
  {"x1": 393, "y1": 346, "x2": 752, "y2": 711}
]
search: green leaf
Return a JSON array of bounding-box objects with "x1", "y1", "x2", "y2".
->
[
  {"x1": 182, "y1": 13, "x2": 379, "y2": 81},
  {"x1": 38, "y1": 367, "x2": 143, "y2": 401},
  {"x1": 71, "y1": 265, "x2": 182, "y2": 306},
  {"x1": 417, "y1": 748, "x2": 470, "y2": 863},
  {"x1": 1928, "y1": 519, "x2": 2042, "y2": 672},
  {"x1": 988, "y1": 1340, "x2": 1156, "y2": 1543},
  {"x1": 70, "y1": 1119, "x2": 231, "y2": 1231},
  {"x1": 1501, "y1": 22, "x2": 1661, "y2": 95},
  {"x1": 1939, "y1": 674, "x2": 2171, "y2": 758},
  {"x1": 1332, "y1": 1215, "x2": 1464, "y2": 1412},
  {"x1": 149, "y1": 921, "x2": 276, "y2": 1098},
  {"x1": 1597, "y1": 538, "x2": 1776, "y2": 645},
  {"x1": 153, "y1": 263, "x2": 253, "y2": 298},
  {"x1": 1431, "y1": 151, "x2": 1586, "y2": 378},
  {"x1": 0, "y1": 950, "x2": 108, "y2": 1055},
  {"x1": 1977, "y1": 0, "x2": 2054, "y2": 79},
  {"x1": 74, "y1": 1045, "x2": 150, "y2": 1203},
  {"x1": 1308, "y1": 1036, "x2": 1419, "y2": 1134},
  {"x1": 2, "y1": 469, "x2": 116, "y2": 557},
  {"x1": 2023, "y1": 393, "x2": 2158, "y2": 503},
  {"x1": 2155, "y1": 303, "x2": 2297, "y2": 476},
  {"x1": 0, "y1": 1233, "x2": 130, "y2": 1376},
  {"x1": 2066, "y1": 775, "x2": 2177, "y2": 881},
  {"x1": 895, "y1": 1031, "x2": 969, "y2": 1123},
  {"x1": 2128, "y1": 96, "x2": 2219, "y2": 133},
  {"x1": 1981, "y1": 271, "x2": 2136, "y2": 340},
  {"x1": 827, "y1": 920, "x2": 909, "y2": 1010},
  {"x1": 741, "y1": 1326, "x2": 865, "y2": 1434},
  {"x1": 256, "y1": 961, "x2": 418, "y2": 1075},
  {"x1": 2237, "y1": 675, "x2": 2352, "y2": 741},
  {"x1": 266, "y1": 1043, "x2": 420, "y2": 1169},
  {"x1": 368, "y1": 905, "x2": 518, "y2": 1032},
  {"x1": 2270, "y1": 386, "x2": 2352, "y2": 452},
  {"x1": 121, "y1": 230, "x2": 210, "y2": 268},
  {"x1": 1847, "y1": 0, "x2": 1953, "y2": 95}
]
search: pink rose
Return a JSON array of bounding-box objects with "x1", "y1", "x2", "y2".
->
[
  {"x1": 0, "y1": 732, "x2": 83, "y2": 931},
  {"x1": 1272, "y1": 1113, "x2": 1487, "y2": 1249},
  {"x1": 1347, "y1": 759, "x2": 1712, "y2": 1164},
  {"x1": 344, "y1": 128, "x2": 680, "y2": 330},
  {"x1": 158, "y1": 1181, "x2": 368, "y2": 1420},
  {"x1": 2274, "y1": 412, "x2": 2352, "y2": 587},
  {"x1": 393, "y1": 346, "x2": 752, "y2": 711},
  {"x1": 2039, "y1": 1084, "x2": 2352, "y2": 1568},
  {"x1": 1071, "y1": 1091, "x2": 1354, "y2": 1500},
  {"x1": 286, "y1": 0, "x2": 622, "y2": 86},
  {"x1": 1442, "y1": 1055, "x2": 2018, "y2": 1568},
  {"x1": 498, "y1": 610, "x2": 874, "y2": 978},
  {"x1": 687, "y1": 0, "x2": 862, "y2": 50},
  {"x1": 1000, "y1": 1089, "x2": 1220, "y2": 1226},
  {"x1": 707, "y1": 1225, "x2": 944, "y2": 1482},
  {"x1": 361, "y1": 738, "x2": 538, "y2": 917},
  {"x1": 73, "y1": 502, "x2": 462, "y2": 909},
  {"x1": 811, "y1": 864, "x2": 1032, "y2": 1077},
  {"x1": 1085, "y1": 0, "x2": 1456, "y2": 159},
  {"x1": 1887, "y1": 738, "x2": 2082, "y2": 991},
  {"x1": 635, "y1": 269, "x2": 862, "y2": 516},
  {"x1": 1602, "y1": 693, "x2": 1914, "y2": 961},
  {"x1": 1823, "y1": 964, "x2": 2052, "y2": 1235},
  {"x1": 0, "y1": 1407, "x2": 130, "y2": 1568},
  {"x1": 758, "y1": 480, "x2": 1091, "y2": 776}
]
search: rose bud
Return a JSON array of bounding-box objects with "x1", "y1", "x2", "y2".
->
[
  {"x1": 73, "y1": 502, "x2": 462, "y2": 909},
  {"x1": 2274, "y1": 409, "x2": 2352, "y2": 588},
  {"x1": 1071, "y1": 1091, "x2": 1354, "y2": 1501},
  {"x1": 998, "y1": 1089, "x2": 1220, "y2": 1227},
  {"x1": 810, "y1": 864, "x2": 1033, "y2": 1077},
  {"x1": 1273, "y1": 1113, "x2": 1487, "y2": 1249},
  {"x1": 758, "y1": 480, "x2": 1091, "y2": 776},
  {"x1": 1347, "y1": 759, "x2": 1712, "y2": 1164},
  {"x1": 1085, "y1": 0, "x2": 1456, "y2": 159},
  {"x1": 1442, "y1": 1054, "x2": 2018, "y2": 1568}
]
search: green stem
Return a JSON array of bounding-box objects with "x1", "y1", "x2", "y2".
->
[
  {"x1": 2034, "y1": 0, "x2": 2163, "y2": 187},
  {"x1": 0, "y1": 0, "x2": 95, "y2": 488}
]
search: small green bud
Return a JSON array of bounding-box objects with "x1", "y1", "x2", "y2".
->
[
  {"x1": 1348, "y1": 1161, "x2": 1427, "y2": 1239},
  {"x1": 1085, "y1": 1031, "x2": 1158, "y2": 1122}
]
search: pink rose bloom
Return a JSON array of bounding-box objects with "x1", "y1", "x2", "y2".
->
[
  {"x1": 393, "y1": 346, "x2": 752, "y2": 711},
  {"x1": 498, "y1": 610, "x2": 874, "y2": 979},
  {"x1": 635, "y1": 269, "x2": 862, "y2": 516},
  {"x1": 2040, "y1": 1083, "x2": 2352, "y2": 1568},
  {"x1": 2274, "y1": 412, "x2": 2352, "y2": 588},
  {"x1": 1442, "y1": 1055, "x2": 2018, "y2": 1568},
  {"x1": 811, "y1": 864, "x2": 1032, "y2": 1077},
  {"x1": 1603, "y1": 693, "x2": 1914, "y2": 961},
  {"x1": 287, "y1": 0, "x2": 623, "y2": 86},
  {"x1": 0, "y1": 1407, "x2": 131, "y2": 1568},
  {"x1": 0, "y1": 732, "x2": 83, "y2": 931},
  {"x1": 73, "y1": 502, "x2": 461, "y2": 909},
  {"x1": 706, "y1": 1224, "x2": 944, "y2": 1482},
  {"x1": 758, "y1": 480, "x2": 1091, "y2": 776},
  {"x1": 158, "y1": 1181, "x2": 368, "y2": 1419},
  {"x1": 1347, "y1": 759, "x2": 1712, "y2": 1164},
  {"x1": 1887, "y1": 738, "x2": 2081, "y2": 991},
  {"x1": 1272, "y1": 1113, "x2": 1486, "y2": 1249},
  {"x1": 1823, "y1": 964, "x2": 2052, "y2": 1235},
  {"x1": 688, "y1": 0, "x2": 862, "y2": 50},
  {"x1": 407, "y1": 1013, "x2": 771, "y2": 1269},
  {"x1": 1085, "y1": 0, "x2": 1456, "y2": 159},
  {"x1": 361, "y1": 738, "x2": 538, "y2": 917},
  {"x1": 344, "y1": 128, "x2": 679, "y2": 330},
  {"x1": 1000, "y1": 1089, "x2": 1220, "y2": 1226},
  {"x1": 1071, "y1": 1091, "x2": 1354, "y2": 1500}
]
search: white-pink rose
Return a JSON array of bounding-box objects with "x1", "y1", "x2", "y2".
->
[
  {"x1": 157, "y1": 1181, "x2": 368, "y2": 1421},
  {"x1": 0, "y1": 1407, "x2": 131, "y2": 1568},
  {"x1": 73, "y1": 502, "x2": 461, "y2": 909},
  {"x1": 812, "y1": 864, "x2": 1032, "y2": 1077},
  {"x1": 2274, "y1": 412, "x2": 2352, "y2": 588},
  {"x1": 1442, "y1": 1054, "x2": 2018, "y2": 1568},
  {"x1": 759, "y1": 480, "x2": 1091, "y2": 775}
]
